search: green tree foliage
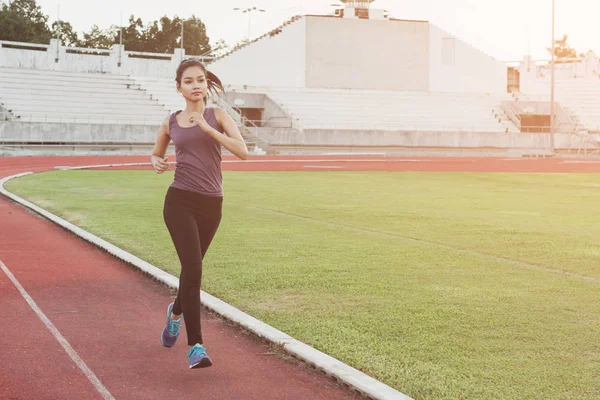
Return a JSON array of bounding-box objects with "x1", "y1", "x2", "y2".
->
[
  {"x1": 181, "y1": 15, "x2": 211, "y2": 55},
  {"x1": 0, "y1": 0, "x2": 212, "y2": 55},
  {"x1": 117, "y1": 15, "x2": 146, "y2": 52},
  {"x1": 51, "y1": 20, "x2": 78, "y2": 47},
  {"x1": 0, "y1": 0, "x2": 52, "y2": 43},
  {"x1": 78, "y1": 24, "x2": 118, "y2": 49},
  {"x1": 144, "y1": 15, "x2": 184, "y2": 53},
  {"x1": 117, "y1": 14, "x2": 211, "y2": 54}
]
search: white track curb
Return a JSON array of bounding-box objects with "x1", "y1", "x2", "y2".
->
[{"x1": 1, "y1": 168, "x2": 412, "y2": 400}]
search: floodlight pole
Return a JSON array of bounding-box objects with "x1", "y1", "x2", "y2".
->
[
  {"x1": 55, "y1": 4, "x2": 60, "y2": 62},
  {"x1": 233, "y1": 7, "x2": 266, "y2": 41},
  {"x1": 118, "y1": 10, "x2": 123, "y2": 67},
  {"x1": 550, "y1": 0, "x2": 556, "y2": 153}
]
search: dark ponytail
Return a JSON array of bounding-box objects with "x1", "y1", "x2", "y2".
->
[
  {"x1": 205, "y1": 69, "x2": 224, "y2": 98},
  {"x1": 175, "y1": 58, "x2": 224, "y2": 104}
]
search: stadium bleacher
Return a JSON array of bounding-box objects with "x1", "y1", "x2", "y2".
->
[
  {"x1": 126, "y1": 77, "x2": 518, "y2": 133},
  {"x1": 554, "y1": 79, "x2": 600, "y2": 132},
  {"x1": 0, "y1": 67, "x2": 167, "y2": 125},
  {"x1": 260, "y1": 87, "x2": 517, "y2": 132}
]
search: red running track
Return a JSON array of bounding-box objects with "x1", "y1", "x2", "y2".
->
[
  {"x1": 1, "y1": 155, "x2": 599, "y2": 399},
  {"x1": 0, "y1": 155, "x2": 368, "y2": 400},
  {"x1": 3, "y1": 154, "x2": 600, "y2": 174}
]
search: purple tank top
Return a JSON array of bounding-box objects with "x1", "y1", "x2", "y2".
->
[{"x1": 168, "y1": 107, "x2": 223, "y2": 197}]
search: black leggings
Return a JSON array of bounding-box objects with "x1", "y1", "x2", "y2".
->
[{"x1": 163, "y1": 186, "x2": 222, "y2": 346}]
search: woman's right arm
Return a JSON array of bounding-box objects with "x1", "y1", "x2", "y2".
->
[{"x1": 151, "y1": 116, "x2": 171, "y2": 174}]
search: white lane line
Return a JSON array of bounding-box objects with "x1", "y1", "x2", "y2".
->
[
  {"x1": 56, "y1": 162, "x2": 154, "y2": 170},
  {"x1": 560, "y1": 160, "x2": 600, "y2": 164},
  {"x1": 0, "y1": 260, "x2": 115, "y2": 400},
  {"x1": 221, "y1": 159, "x2": 432, "y2": 163},
  {"x1": 54, "y1": 159, "x2": 433, "y2": 170},
  {"x1": 303, "y1": 165, "x2": 345, "y2": 169}
]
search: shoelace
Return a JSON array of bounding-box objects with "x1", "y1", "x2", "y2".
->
[
  {"x1": 168, "y1": 318, "x2": 181, "y2": 336},
  {"x1": 189, "y1": 346, "x2": 206, "y2": 358}
]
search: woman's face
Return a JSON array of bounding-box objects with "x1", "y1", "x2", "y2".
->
[{"x1": 178, "y1": 66, "x2": 208, "y2": 102}]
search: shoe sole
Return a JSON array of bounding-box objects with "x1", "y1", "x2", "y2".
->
[{"x1": 189, "y1": 358, "x2": 213, "y2": 369}]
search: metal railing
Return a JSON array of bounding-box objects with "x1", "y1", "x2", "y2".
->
[
  {"x1": 240, "y1": 119, "x2": 293, "y2": 128},
  {"x1": 272, "y1": 122, "x2": 522, "y2": 133},
  {"x1": 0, "y1": 141, "x2": 175, "y2": 156},
  {"x1": 213, "y1": 97, "x2": 266, "y2": 149},
  {"x1": 5, "y1": 111, "x2": 597, "y2": 133},
  {"x1": 0, "y1": 111, "x2": 167, "y2": 125},
  {"x1": 500, "y1": 101, "x2": 522, "y2": 128}
]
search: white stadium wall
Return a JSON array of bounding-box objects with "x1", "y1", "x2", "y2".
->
[
  {"x1": 428, "y1": 24, "x2": 507, "y2": 94},
  {"x1": 0, "y1": 40, "x2": 194, "y2": 78},
  {"x1": 0, "y1": 41, "x2": 63, "y2": 70},
  {"x1": 1, "y1": 18, "x2": 508, "y2": 95},
  {"x1": 305, "y1": 17, "x2": 429, "y2": 91},
  {"x1": 518, "y1": 52, "x2": 600, "y2": 95},
  {"x1": 208, "y1": 18, "x2": 307, "y2": 88}
]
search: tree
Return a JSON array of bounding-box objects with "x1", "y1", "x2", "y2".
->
[
  {"x1": 78, "y1": 24, "x2": 118, "y2": 49},
  {"x1": 0, "y1": 2, "x2": 212, "y2": 55},
  {"x1": 144, "y1": 15, "x2": 184, "y2": 53},
  {"x1": 547, "y1": 34, "x2": 577, "y2": 60},
  {"x1": 116, "y1": 15, "x2": 146, "y2": 52},
  {"x1": 0, "y1": 0, "x2": 52, "y2": 43},
  {"x1": 181, "y1": 15, "x2": 211, "y2": 55},
  {"x1": 115, "y1": 14, "x2": 211, "y2": 55},
  {"x1": 51, "y1": 20, "x2": 78, "y2": 47}
]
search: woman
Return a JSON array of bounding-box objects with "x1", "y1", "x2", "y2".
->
[{"x1": 151, "y1": 58, "x2": 248, "y2": 369}]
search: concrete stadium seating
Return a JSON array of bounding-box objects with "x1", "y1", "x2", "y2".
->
[
  {"x1": 130, "y1": 78, "x2": 517, "y2": 133},
  {"x1": 554, "y1": 79, "x2": 600, "y2": 132},
  {"x1": 130, "y1": 76, "x2": 184, "y2": 114},
  {"x1": 0, "y1": 67, "x2": 168, "y2": 125},
  {"x1": 0, "y1": 68, "x2": 529, "y2": 156},
  {"x1": 261, "y1": 88, "x2": 517, "y2": 133}
]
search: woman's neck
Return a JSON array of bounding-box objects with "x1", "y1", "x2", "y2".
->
[{"x1": 184, "y1": 101, "x2": 205, "y2": 115}]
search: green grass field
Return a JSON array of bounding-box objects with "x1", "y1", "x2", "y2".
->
[{"x1": 7, "y1": 170, "x2": 600, "y2": 400}]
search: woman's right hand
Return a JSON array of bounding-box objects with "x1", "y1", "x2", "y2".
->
[{"x1": 151, "y1": 155, "x2": 169, "y2": 174}]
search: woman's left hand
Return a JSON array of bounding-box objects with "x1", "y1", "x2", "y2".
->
[{"x1": 189, "y1": 111, "x2": 212, "y2": 132}]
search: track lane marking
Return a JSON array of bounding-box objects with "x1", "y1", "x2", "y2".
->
[{"x1": 0, "y1": 260, "x2": 115, "y2": 400}]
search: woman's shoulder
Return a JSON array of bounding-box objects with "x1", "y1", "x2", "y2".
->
[
  {"x1": 168, "y1": 110, "x2": 183, "y2": 126},
  {"x1": 206, "y1": 107, "x2": 227, "y2": 133},
  {"x1": 205, "y1": 106, "x2": 224, "y2": 120},
  {"x1": 209, "y1": 106, "x2": 228, "y2": 119},
  {"x1": 207, "y1": 105, "x2": 223, "y2": 113}
]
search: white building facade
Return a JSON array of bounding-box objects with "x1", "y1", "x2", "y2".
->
[{"x1": 1, "y1": 13, "x2": 508, "y2": 94}]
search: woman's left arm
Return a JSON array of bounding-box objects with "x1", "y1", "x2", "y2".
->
[{"x1": 203, "y1": 108, "x2": 249, "y2": 160}]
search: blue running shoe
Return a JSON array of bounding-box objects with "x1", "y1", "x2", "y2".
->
[
  {"x1": 161, "y1": 302, "x2": 181, "y2": 348},
  {"x1": 188, "y1": 344, "x2": 212, "y2": 369}
]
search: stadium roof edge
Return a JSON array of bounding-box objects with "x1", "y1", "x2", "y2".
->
[
  {"x1": 303, "y1": 14, "x2": 429, "y2": 23},
  {"x1": 388, "y1": 18, "x2": 429, "y2": 23}
]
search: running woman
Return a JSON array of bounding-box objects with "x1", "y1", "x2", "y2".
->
[{"x1": 151, "y1": 58, "x2": 248, "y2": 369}]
